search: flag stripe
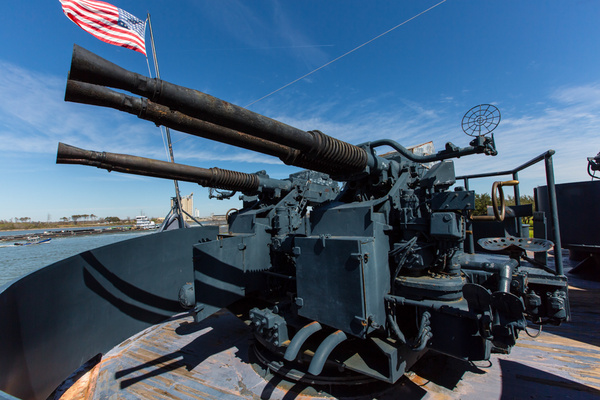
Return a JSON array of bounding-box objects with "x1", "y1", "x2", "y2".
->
[
  {"x1": 61, "y1": 4, "x2": 146, "y2": 53},
  {"x1": 63, "y1": 9, "x2": 145, "y2": 51},
  {"x1": 60, "y1": 0, "x2": 146, "y2": 55},
  {"x1": 64, "y1": 0, "x2": 142, "y2": 44},
  {"x1": 64, "y1": 12, "x2": 145, "y2": 52},
  {"x1": 61, "y1": 0, "x2": 146, "y2": 52}
]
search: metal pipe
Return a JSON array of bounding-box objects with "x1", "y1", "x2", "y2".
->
[
  {"x1": 514, "y1": 150, "x2": 555, "y2": 173},
  {"x1": 386, "y1": 314, "x2": 406, "y2": 344},
  {"x1": 413, "y1": 329, "x2": 432, "y2": 352},
  {"x1": 456, "y1": 151, "x2": 554, "y2": 181},
  {"x1": 260, "y1": 271, "x2": 296, "y2": 281},
  {"x1": 307, "y1": 330, "x2": 347, "y2": 376},
  {"x1": 384, "y1": 294, "x2": 466, "y2": 314},
  {"x1": 497, "y1": 263, "x2": 513, "y2": 293},
  {"x1": 459, "y1": 258, "x2": 518, "y2": 293},
  {"x1": 56, "y1": 143, "x2": 292, "y2": 193},
  {"x1": 69, "y1": 45, "x2": 316, "y2": 151},
  {"x1": 65, "y1": 80, "x2": 294, "y2": 160},
  {"x1": 283, "y1": 321, "x2": 322, "y2": 361},
  {"x1": 68, "y1": 45, "x2": 369, "y2": 175},
  {"x1": 464, "y1": 178, "x2": 475, "y2": 254},
  {"x1": 544, "y1": 154, "x2": 564, "y2": 275},
  {"x1": 513, "y1": 171, "x2": 523, "y2": 237},
  {"x1": 368, "y1": 138, "x2": 488, "y2": 163}
]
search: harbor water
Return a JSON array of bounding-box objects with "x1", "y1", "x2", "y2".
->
[{"x1": 0, "y1": 230, "x2": 152, "y2": 287}]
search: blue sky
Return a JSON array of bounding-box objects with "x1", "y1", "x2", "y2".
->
[{"x1": 1, "y1": 1, "x2": 599, "y2": 221}]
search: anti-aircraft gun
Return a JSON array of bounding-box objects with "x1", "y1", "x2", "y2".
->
[{"x1": 57, "y1": 44, "x2": 570, "y2": 384}]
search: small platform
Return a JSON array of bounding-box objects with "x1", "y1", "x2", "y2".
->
[{"x1": 58, "y1": 262, "x2": 600, "y2": 400}]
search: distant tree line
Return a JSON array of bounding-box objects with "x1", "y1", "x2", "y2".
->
[
  {"x1": 70, "y1": 214, "x2": 97, "y2": 224},
  {"x1": 0, "y1": 214, "x2": 131, "y2": 230}
]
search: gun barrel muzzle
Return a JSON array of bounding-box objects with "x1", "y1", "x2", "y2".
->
[
  {"x1": 56, "y1": 142, "x2": 263, "y2": 192},
  {"x1": 67, "y1": 44, "x2": 369, "y2": 176}
]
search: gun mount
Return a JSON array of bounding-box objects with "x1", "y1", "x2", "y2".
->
[{"x1": 58, "y1": 44, "x2": 570, "y2": 385}]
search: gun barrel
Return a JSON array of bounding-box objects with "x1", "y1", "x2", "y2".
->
[
  {"x1": 65, "y1": 80, "x2": 294, "y2": 160},
  {"x1": 67, "y1": 45, "x2": 369, "y2": 176},
  {"x1": 56, "y1": 142, "x2": 291, "y2": 192}
]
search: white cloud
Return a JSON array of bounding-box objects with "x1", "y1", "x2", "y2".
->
[
  {"x1": 2, "y1": 58, "x2": 598, "y2": 199},
  {"x1": 0, "y1": 61, "x2": 160, "y2": 156},
  {"x1": 453, "y1": 84, "x2": 600, "y2": 194},
  {"x1": 256, "y1": 82, "x2": 600, "y2": 195},
  {"x1": 196, "y1": 0, "x2": 329, "y2": 69}
]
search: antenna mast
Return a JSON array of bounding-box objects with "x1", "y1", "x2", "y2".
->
[{"x1": 147, "y1": 13, "x2": 186, "y2": 229}]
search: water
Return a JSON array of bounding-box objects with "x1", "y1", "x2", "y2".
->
[
  {"x1": 0, "y1": 231, "x2": 152, "y2": 287},
  {"x1": 0, "y1": 226, "x2": 131, "y2": 238}
]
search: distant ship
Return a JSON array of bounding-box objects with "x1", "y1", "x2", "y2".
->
[{"x1": 135, "y1": 215, "x2": 157, "y2": 230}]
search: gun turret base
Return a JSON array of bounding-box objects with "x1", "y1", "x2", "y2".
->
[
  {"x1": 249, "y1": 341, "x2": 413, "y2": 399},
  {"x1": 250, "y1": 342, "x2": 379, "y2": 386},
  {"x1": 394, "y1": 274, "x2": 466, "y2": 301}
]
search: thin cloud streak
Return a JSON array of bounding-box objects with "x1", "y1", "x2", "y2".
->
[
  {"x1": 265, "y1": 83, "x2": 600, "y2": 194},
  {"x1": 2, "y1": 59, "x2": 598, "y2": 198},
  {"x1": 196, "y1": 0, "x2": 329, "y2": 68},
  {"x1": 0, "y1": 60, "x2": 160, "y2": 156},
  {"x1": 454, "y1": 84, "x2": 600, "y2": 193}
]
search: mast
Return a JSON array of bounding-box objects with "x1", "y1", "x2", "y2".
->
[{"x1": 147, "y1": 13, "x2": 186, "y2": 229}]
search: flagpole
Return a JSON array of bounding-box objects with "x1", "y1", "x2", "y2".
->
[{"x1": 147, "y1": 13, "x2": 186, "y2": 229}]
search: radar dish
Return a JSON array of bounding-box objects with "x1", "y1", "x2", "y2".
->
[{"x1": 462, "y1": 104, "x2": 501, "y2": 137}]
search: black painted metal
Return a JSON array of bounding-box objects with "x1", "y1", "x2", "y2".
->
[
  {"x1": 68, "y1": 45, "x2": 316, "y2": 153},
  {"x1": 458, "y1": 151, "x2": 555, "y2": 180},
  {"x1": 535, "y1": 180, "x2": 600, "y2": 253},
  {"x1": 56, "y1": 142, "x2": 292, "y2": 193},
  {"x1": 67, "y1": 45, "x2": 369, "y2": 176},
  {"x1": 478, "y1": 236, "x2": 553, "y2": 252},
  {"x1": 587, "y1": 151, "x2": 600, "y2": 179},
  {"x1": 0, "y1": 227, "x2": 218, "y2": 400},
  {"x1": 368, "y1": 137, "x2": 496, "y2": 163},
  {"x1": 65, "y1": 45, "x2": 504, "y2": 178},
  {"x1": 543, "y1": 156, "x2": 564, "y2": 275},
  {"x1": 65, "y1": 80, "x2": 294, "y2": 160},
  {"x1": 461, "y1": 104, "x2": 501, "y2": 137}
]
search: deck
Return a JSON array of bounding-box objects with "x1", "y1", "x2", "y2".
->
[{"x1": 57, "y1": 261, "x2": 600, "y2": 400}]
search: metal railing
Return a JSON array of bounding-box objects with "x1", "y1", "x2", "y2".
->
[{"x1": 456, "y1": 150, "x2": 564, "y2": 276}]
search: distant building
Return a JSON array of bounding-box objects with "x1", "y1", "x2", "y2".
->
[{"x1": 171, "y1": 193, "x2": 194, "y2": 221}]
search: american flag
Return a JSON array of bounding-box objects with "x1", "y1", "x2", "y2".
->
[{"x1": 60, "y1": 0, "x2": 146, "y2": 55}]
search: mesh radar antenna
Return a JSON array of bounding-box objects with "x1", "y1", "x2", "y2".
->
[{"x1": 461, "y1": 104, "x2": 501, "y2": 137}]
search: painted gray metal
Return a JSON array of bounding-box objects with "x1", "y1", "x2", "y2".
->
[
  {"x1": 41, "y1": 258, "x2": 598, "y2": 399},
  {"x1": 0, "y1": 227, "x2": 218, "y2": 400},
  {"x1": 24, "y1": 44, "x2": 574, "y2": 395}
]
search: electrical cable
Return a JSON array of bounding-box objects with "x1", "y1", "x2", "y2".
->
[{"x1": 245, "y1": 0, "x2": 448, "y2": 107}]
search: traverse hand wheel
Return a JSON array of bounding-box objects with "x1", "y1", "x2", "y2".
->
[{"x1": 491, "y1": 180, "x2": 519, "y2": 222}]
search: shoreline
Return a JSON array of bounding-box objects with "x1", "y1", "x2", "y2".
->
[
  {"x1": 0, "y1": 223, "x2": 131, "y2": 233},
  {"x1": 0, "y1": 225, "x2": 145, "y2": 242}
]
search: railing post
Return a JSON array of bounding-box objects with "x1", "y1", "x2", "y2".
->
[
  {"x1": 544, "y1": 152, "x2": 564, "y2": 275},
  {"x1": 513, "y1": 171, "x2": 523, "y2": 237},
  {"x1": 464, "y1": 177, "x2": 475, "y2": 254}
]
